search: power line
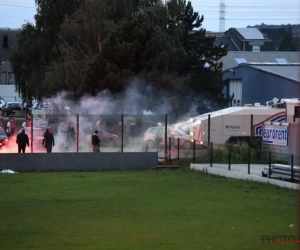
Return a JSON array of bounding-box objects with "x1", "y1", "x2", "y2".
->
[
  {"x1": 2, "y1": 2, "x2": 300, "y2": 8},
  {"x1": 0, "y1": 3, "x2": 35, "y2": 8},
  {"x1": 205, "y1": 18, "x2": 299, "y2": 20},
  {"x1": 193, "y1": 4, "x2": 300, "y2": 8}
]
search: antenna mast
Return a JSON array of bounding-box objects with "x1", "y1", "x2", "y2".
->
[{"x1": 219, "y1": 0, "x2": 226, "y2": 32}]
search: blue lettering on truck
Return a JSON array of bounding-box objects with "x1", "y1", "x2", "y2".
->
[{"x1": 263, "y1": 128, "x2": 288, "y2": 145}]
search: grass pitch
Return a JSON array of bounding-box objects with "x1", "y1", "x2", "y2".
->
[{"x1": 0, "y1": 169, "x2": 298, "y2": 250}]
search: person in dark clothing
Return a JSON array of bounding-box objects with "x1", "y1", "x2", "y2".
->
[
  {"x1": 43, "y1": 128, "x2": 55, "y2": 153},
  {"x1": 16, "y1": 129, "x2": 30, "y2": 153},
  {"x1": 91, "y1": 130, "x2": 101, "y2": 152}
]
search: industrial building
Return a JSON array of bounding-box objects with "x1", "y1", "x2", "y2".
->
[{"x1": 220, "y1": 51, "x2": 300, "y2": 107}]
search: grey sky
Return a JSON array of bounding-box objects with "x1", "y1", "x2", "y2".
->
[{"x1": 0, "y1": 0, "x2": 299, "y2": 32}]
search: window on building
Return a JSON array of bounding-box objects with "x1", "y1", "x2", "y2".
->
[
  {"x1": 235, "y1": 58, "x2": 247, "y2": 64},
  {"x1": 7, "y1": 72, "x2": 15, "y2": 85},
  {"x1": 0, "y1": 72, "x2": 7, "y2": 85},
  {"x1": 275, "y1": 58, "x2": 287, "y2": 63},
  {"x1": 3, "y1": 34, "x2": 8, "y2": 47}
]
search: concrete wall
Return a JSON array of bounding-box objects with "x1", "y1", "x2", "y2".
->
[{"x1": 0, "y1": 152, "x2": 158, "y2": 172}]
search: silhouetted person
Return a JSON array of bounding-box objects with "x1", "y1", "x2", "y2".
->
[
  {"x1": 91, "y1": 130, "x2": 101, "y2": 153},
  {"x1": 43, "y1": 128, "x2": 55, "y2": 153},
  {"x1": 16, "y1": 129, "x2": 29, "y2": 153}
]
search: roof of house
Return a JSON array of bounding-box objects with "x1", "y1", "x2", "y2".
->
[
  {"x1": 224, "y1": 63, "x2": 300, "y2": 83},
  {"x1": 220, "y1": 51, "x2": 300, "y2": 71},
  {"x1": 235, "y1": 28, "x2": 265, "y2": 40},
  {"x1": 250, "y1": 64, "x2": 300, "y2": 82}
]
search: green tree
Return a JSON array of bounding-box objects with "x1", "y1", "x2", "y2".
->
[
  {"x1": 10, "y1": 0, "x2": 84, "y2": 103},
  {"x1": 10, "y1": 24, "x2": 43, "y2": 103},
  {"x1": 165, "y1": 0, "x2": 229, "y2": 112},
  {"x1": 278, "y1": 27, "x2": 297, "y2": 51},
  {"x1": 11, "y1": 0, "x2": 229, "y2": 117}
]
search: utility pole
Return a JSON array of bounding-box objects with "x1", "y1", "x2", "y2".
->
[{"x1": 219, "y1": 0, "x2": 226, "y2": 32}]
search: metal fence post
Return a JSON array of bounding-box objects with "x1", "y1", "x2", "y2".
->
[
  {"x1": 228, "y1": 144, "x2": 231, "y2": 171},
  {"x1": 291, "y1": 154, "x2": 294, "y2": 182},
  {"x1": 177, "y1": 137, "x2": 180, "y2": 165},
  {"x1": 164, "y1": 114, "x2": 168, "y2": 165},
  {"x1": 76, "y1": 114, "x2": 79, "y2": 153},
  {"x1": 208, "y1": 114, "x2": 211, "y2": 145},
  {"x1": 168, "y1": 136, "x2": 171, "y2": 162},
  {"x1": 250, "y1": 114, "x2": 253, "y2": 136},
  {"x1": 268, "y1": 151, "x2": 272, "y2": 178},
  {"x1": 121, "y1": 114, "x2": 124, "y2": 153},
  {"x1": 210, "y1": 142, "x2": 213, "y2": 167},
  {"x1": 193, "y1": 139, "x2": 196, "y2": 164},
  {"x1": 248, "y1": 147, "x2": 250, "y2": 174},
  {"x1": 31, "y1": 115, "x2": 33, "y2": 153}
]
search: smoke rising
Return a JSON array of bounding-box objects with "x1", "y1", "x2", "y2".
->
[{"x1": 48, "y1": 83, "x2": 173, "y2": 116}]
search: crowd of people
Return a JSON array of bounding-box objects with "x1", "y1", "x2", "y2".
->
[{"x1": 0, "y1": 113, "x2": 169, "y2": 153}]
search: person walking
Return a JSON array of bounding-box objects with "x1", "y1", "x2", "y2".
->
[
  {"x1": 16, "y1": 129, "x2": 30, "y2": 153},
  {"x1": 43, "y1": 128, "x2": 55, "y2": 153},
  {"x1": 91, "y1": 130, "x2": 101, "y2": 153}
]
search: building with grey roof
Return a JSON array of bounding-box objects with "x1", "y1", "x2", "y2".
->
[
  {"x1": 214, "y1": 28, "x2": 272, "y2": 52},
  {"x1": 220, "y1": 51, "x2": 300, "y2": 71},
  {"x1": 222, "y1": 60, "x2": 300, "y2": 107}
]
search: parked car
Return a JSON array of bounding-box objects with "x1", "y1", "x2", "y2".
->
[
  {"x1": 0, "y1": 127, "x2": 8, "y2": 149},
  {"x1": 143, "y1": 127, "x2": 192, "y2": 149},
  {"x1": 1, "y1": 102, "x2": 23, "y2": 116}
]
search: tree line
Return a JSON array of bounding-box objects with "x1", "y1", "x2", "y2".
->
[{"x1": 10, "y1": 0, "x2": 230, "y2": 117}]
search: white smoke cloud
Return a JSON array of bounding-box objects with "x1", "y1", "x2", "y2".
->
[{"x1": 46, "y1": 81, "x2": 174, "y2": 116}]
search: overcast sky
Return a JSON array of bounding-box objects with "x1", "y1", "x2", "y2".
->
[{"x1": 0, "y1": 0, "x2": 299, "y2": 32}]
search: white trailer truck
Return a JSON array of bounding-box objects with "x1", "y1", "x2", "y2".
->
[{"x1": 189, "y1": 98, "x2": 300, "y2": 147}]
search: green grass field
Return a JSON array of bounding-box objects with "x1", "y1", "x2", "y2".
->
[{"x1": 0, "y1": 169, "x2": 298, "y2": 250}]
